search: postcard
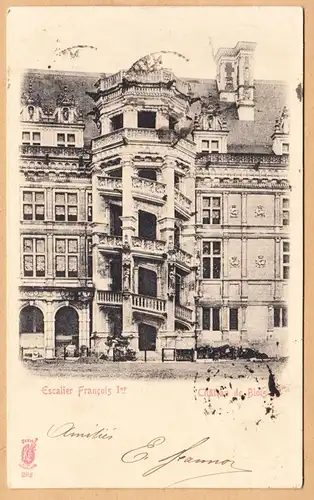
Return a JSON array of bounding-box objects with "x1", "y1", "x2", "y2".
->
[{"x1": 6, "y1": 6, "x2": 303, "y2": 488}]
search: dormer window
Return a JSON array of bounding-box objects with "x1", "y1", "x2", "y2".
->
[
  {"x1": 201, "y1": 140, "x2": 210, "y2": 152},
  {"x1": 282, "y1": 143, "x2": 289, "y2": 154},
  {"x1": 22, "y1": 131, "x2": 41, "y2": 146},
  {"x1": 57, "y1": 133, "x2": 76, "y2": 147},
  {"x1": 201, "y1": 139, "x2": 220, "y2": 153},
  {"x1": 138, "y1": 111, "x2": 156, "y2": 129}
]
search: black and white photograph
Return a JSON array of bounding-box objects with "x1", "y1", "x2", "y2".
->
[{"x1": 6, "y1": 6, "x2": 303, "y2": 489}]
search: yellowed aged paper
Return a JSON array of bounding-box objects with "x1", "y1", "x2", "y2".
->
[{"x1": 6, "y1": 6, "x2": 303, "y2": 488}]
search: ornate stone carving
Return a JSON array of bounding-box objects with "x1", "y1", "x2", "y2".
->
[
  {"x1": 255, "y1": 255, "x2": 266, "y2": 268},
  {"x1": 229, "y1": 204, "x2": 239, "y2": 218},
  {"x1": 168, "y1": 263, "x2": 176, "y2": 299},
  {"x1": 194, "y1": 101, "x2": 226, "y2": 131},
  {"x1": 275, "y1": 106, "x2": 290, "y2": 135},
  {"x1": 229, "y1": 256, "x2": 240, "y2": 268},
  {"x1": 255, "y1": 205, "x2": 266, "y2": 218}
]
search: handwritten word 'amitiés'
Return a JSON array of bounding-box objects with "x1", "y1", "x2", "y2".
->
[{"x1": 42, "y1": 385, "x2": 127, "y2": 396}]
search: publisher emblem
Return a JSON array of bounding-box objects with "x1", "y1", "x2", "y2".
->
[{"x1": 19, "y1": 438, "x2": 38, "y2": 469}]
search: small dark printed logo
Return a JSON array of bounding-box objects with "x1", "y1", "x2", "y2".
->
[{"x1": 19, "y1": 438, "x2": 38, "y2": 469}]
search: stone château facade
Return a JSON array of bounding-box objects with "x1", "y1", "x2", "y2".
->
[{"x1": 19, "y1": 41, "x2": 290, "y2": 361}]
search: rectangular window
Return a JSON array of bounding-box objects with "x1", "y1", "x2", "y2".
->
[
  {"x1": 274, "y1": 307, "x2": 288, "y2": 327},
  {"x1": 67, "y1": 133, "x2": 75, "y2": 147},
  {"x1": 87, "y1": 192, "x2": 93, "y2": 222},
  {"x1": 87, "y1": 238, "x2": 93, "y2": 277},
  {"x1": 55, "y1": 192, "x2": 78, "y2": 222},
  {"x1": 211, "y1": 140, "x2": 219, "y2": 153},
  {"x1": 138, "y1": 111, "x2": 156, "y2": 129},
  {"x1": 201, "y1": 140, "x2": 210, "y2": 152},
  {"x1": 283, "y1": 198, "x2": 290, "y2": 226},
  {"x1": 22, "y1": 237, "x2": 46, "y2": 277},
  {"x1": 22, "y1": 131, "x2": 31, "y2": 144},
  {"x1": 22, "y1": 131, "x2": 41, "y2": 145},
  {"x1": 202, "y1": 241, "x2": 221, "y2": 279},
  {"x1": 202, "y1": 307, "x2": 221, "y2": 330},
  {"x1": 202, "y1": 197, "x2": 221, "y2": 225},
  {"x1": 22, "y1": 191, "x2": 45, "y2": 221},
  {"x1": 282, "y1": 240, "x2": 290, "y2": 280},
  {"x1": 57, "y1": 133, "x2": 76, "y2": 147},
  {"x1": 55, "y1": 238, "x2": 79, "y2": 278},
  {"x1": 282, "y1": 143, "x2": 289, "y2": 154},
  {"x1": 229, "y1": 308, "x2": 238, "y2": 331}
]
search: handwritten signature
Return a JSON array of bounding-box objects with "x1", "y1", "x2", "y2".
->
[{"x1": 121, "y1": 435, "x2": 252, "y2": 487}]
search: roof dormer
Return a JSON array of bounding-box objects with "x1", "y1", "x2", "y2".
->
[
  {"x1": 271, "y1": 106, "x2": 290, "y2": 155},
  {"x1": 20, "y1": 82, "x2": 43, "y2": 122},
  {"x1": 53, "y1": 86, "x2": 84, "y2": 124}
]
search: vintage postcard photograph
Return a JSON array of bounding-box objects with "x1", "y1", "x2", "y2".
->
[{"x1": 6, "y1": 6, "x2": 303, "y2": 489}]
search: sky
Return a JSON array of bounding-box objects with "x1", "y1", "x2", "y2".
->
[{"x1": 7, "y1": 6, "x2": 303, "y2": 82}]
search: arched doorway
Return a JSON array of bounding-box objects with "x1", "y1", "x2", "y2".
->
[
  {"x1": 19, "y1": 306, "x2": 45, "y2": 357},
  {"x1": 55, "y1": 306, "x2": 79, "y2": 358},
  {"x1": 138, "y1": 323, "x2": 157, "y2": 351}
]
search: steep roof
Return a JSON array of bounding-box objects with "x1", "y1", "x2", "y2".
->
[{"x1": 22, "y1": 69, "x2": 287, "y2": 153}]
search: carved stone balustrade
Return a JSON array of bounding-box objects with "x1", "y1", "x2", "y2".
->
[
  {"x1": 175, "y1": 248, "x2": 193, "y2": 268},
  {"x1": 132, "y1": 294, "x2": 166, "y2": 314},
  {"x1": 97, "y1": 290, "x2": 122, "y2": 305},
  {"x1": 131, "y1": 237, "x2": 166, "y2": 256},
  {"x1": 175, "y1": 304, "x2": 193, "y2": 323},
  {"x1": 174, "y1": 188, "x2": 192, "y2": 216},
  {"x1": 196, "y1": 152, "x2": 289, "y2": 167},
  {"x1": 97, "y1": 176, "x2": 122, "y2": 192},
  {"x1": 132, "y1": 177, "x2": 166, "y2": 200},
  {"x1": 98, "y1": 235, "x2": 123, "y2": 251}
]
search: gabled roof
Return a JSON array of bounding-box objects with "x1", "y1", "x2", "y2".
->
[{"x1": 22, "y1": 69, "x2": 287, "y2": 153}]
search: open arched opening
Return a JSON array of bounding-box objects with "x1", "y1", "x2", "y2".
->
[
  {"x1": 55, "y1": 306, "x2": 79, "y2": 357},
  {"x1": 138, "y1": 323, "x2": 157, "y2": 351},
  {"x1": 20, "y1": 306, "x2": 44, "y2": 334}
]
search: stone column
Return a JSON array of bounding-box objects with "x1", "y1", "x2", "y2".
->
[
  {"x1": 241, "y1": 237, "x2": 248, "y2": 299},
  {"x1": 121, "y1": 154, "x2": 136, "y2": 243},
  {"x1": 223, "y1": 191, "x2": 228, "y2": 225},
  {"x1": 47, "y1": 233, "x2": 53, "y2": 278},
  {"x1": 222, "y1": 237, "x2": 229, "y2": 300},
  {"x1": 240, "y1": 305, "x2": 248, "y2": 342},
  {"x1": 274, "y1": 237, "x2": 281, "y2": 299},
  {"x1": 267, "y1": 305, "x2": 274, "y2": 339},
  {"x1": 46, "y1": 188, "x2": 53, "y2": 221},
  {"x1": 159, "y1": 156, "x2": 176, "y2": 245},
  {"x1": 79, "y1": 188, "x2": 86, "y2": 222},
  {"x1": 221, "y1": 305, "x2": 229, "y2": 342},
  {"x1": 123, "y1": 106, "x2": 137, "y2": 128},
  {"x1": 44, "y1": 301, "x2": 55, "y2": 359},
  {"x1": 79, "y1": 303, "x2": 90, "y2": 348},
  {"x1": 241, "y1": 193, "x2": 247, "y2": 226},
  {"x1": 274, "y1": 193, "x2": 281, "y2": 227}
]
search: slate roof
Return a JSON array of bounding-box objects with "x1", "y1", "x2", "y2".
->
[{"x1": 21, "y1": 69, "x2": 288, "y2": 153}]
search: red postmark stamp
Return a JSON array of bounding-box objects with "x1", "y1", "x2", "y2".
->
[{"x1": 19, "y1": 438, "x2": 38, "y2": 470}]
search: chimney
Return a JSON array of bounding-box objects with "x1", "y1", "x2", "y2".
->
[{"x1": 215, "y1": 41, "x2": 256, "y2": 121}]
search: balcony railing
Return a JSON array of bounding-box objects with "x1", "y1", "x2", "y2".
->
[
  {"x1": 20, "y1": 145, "x2": 88, "y2": 158},
  {"x1": 175, "y1": 248, "x2": 193, "y2": 267},
  {"x1": 175, "y1": 304, "x2": 193, "y2": 323},
  {"x1": 95, "y1": 69, "x2": 190, "y2": 94},
  {"x1": 132, "y1": 294, "x2": 166, "y2": 314},
  {"x1": 131, "y1": 237, "x2": 166, "y2": 253},
  {"x1": 97, "y1": 291, "x2": 122, "y2": 305},
  {"x1": 132, "y1": 177, "x2": 166, "y2": 197},
  {"x1": 174, "y1": 188, "x2": 192, "y2": 214},
  {"x1": 98, "y1": 235, "x2": 123, "y2": 248},
  {"x1": 92, "y1": 128, "x2": 195, "y2": 153},
  {"x1": 197, "y1": 152, "x2": 289, "y2": 167},
  {"x1": 97, "y1": 176, "x2": 122, "y2": 191}
]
